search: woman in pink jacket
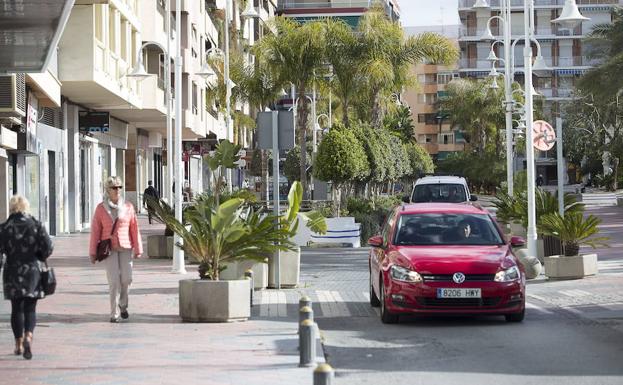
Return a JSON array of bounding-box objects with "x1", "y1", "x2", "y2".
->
[{"x1": 89, "y1": 176, "x2": 143, "y2": 323}]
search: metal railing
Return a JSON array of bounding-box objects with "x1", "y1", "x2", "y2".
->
[
  {"x1": 278, "y1": 0, "x2": 372, "y2": 9},
  {"x1": 459, "y1": 0, "x2": 619, "y2": 8},
  {"x1": 459, "y1": 26, "x2": 585, "y2": 38}
]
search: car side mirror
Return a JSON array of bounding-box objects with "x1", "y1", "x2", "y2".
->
[
  {"x1": 368, "y1": 235, "x2": 383, "y2": 247},
  {"x1": 401, "y1": 195, "x2": 410, "y2": 203},
  {"x1": 510, "y1": 236, "x2": 525, "y2": 248},
  {"x1": 470, "y1": 195, "x2": 478, "y2": 202}
]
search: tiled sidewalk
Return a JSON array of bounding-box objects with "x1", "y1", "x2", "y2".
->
[{"x1": 0, "y1": 217, "x2": 321, "y2": 385}]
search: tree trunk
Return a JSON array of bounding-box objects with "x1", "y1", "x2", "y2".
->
[
  {"x1": 612, "y1": 157, "x2": 619, "y2": 191},
  {"x1": 297, "y1": 89, "x2": 310, "y2": 199},
  {"x1": 342, "y1": 99, "x2": 350, "y2": 128},
  {"x1": 371, "y1": 90, "x2": 383, "y2": 129}
]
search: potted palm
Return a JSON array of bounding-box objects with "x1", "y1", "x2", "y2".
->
[
  {"x1": 161, "y1": 197, "x2": 296, "y2": 322},
  {"x1": 270, "y1": 181, "x2": 327, "y2": 288},
  {"x1": 540, "y1": 212, "x2": 609, "y2": 279}
]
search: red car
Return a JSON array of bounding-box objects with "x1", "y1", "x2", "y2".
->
[{"x1": 369, "y1": 203, "x2": 526, "y2": 324}]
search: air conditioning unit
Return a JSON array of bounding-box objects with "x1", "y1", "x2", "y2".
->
[{"x1": 0, "y1": 74, "x2": 27, "y2": 123}]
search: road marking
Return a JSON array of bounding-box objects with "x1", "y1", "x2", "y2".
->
[
  {"x1": 559, "y1": 289, "x2": 591, "y2": 297},
  {"x1": 277, "y1": 291, "x2": 287, "y2": 317},
  {"x1": 316, "y1": 290, "x2": 334, "y2": 318},
  {"x1": 331, "y1": 291, "x2": 352, "y2": 317},
  {"x1": 526, "y1": 301, "x2": 554, "y2": 315}
]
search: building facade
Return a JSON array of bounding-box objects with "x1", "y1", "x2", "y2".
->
[
  {"x1": 0, "y1": 0, "x2": 277, "y2": 231},
  {"x1": 457, "y1": 0, "x2": 621, "y2": 183},
  {"x1": 277, "y1": 0, "x2": 400, "y2": 24}
]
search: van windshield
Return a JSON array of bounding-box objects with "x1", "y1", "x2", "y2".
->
[{"x1": 412, "y1": 184, "x2": 467, "y2": 203}]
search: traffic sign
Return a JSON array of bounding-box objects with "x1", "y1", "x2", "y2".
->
[{"x1": 532, "y1": 120, "x2": 556, "y2": 151}]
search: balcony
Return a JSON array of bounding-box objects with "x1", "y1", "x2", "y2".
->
[
  {"x1": 459, "y1": 56, "x2": 599, "y2": 71},
  {"x1": 459, "y1": 26, "x2": 585, "y2": 40},
  {"x1": 279, "y1": 1, "x2": 374, "y2": 10},
  {"x1": 459, "y1": 0, "x2": 619, "y2": 10}
]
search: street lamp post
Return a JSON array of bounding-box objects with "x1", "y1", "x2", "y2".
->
[{"x1": 475, "y1": 0, "x2": 589, "y2": 259}]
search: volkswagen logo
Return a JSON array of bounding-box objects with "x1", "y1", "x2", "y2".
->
[{"x1": 452, "y1": 272, "x2": 466, "y2": 284}]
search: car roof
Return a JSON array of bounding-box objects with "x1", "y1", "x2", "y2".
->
[
  {"x1": 398, "y1": 203, "x2": 487, "y2": 215},
  {"x1": 415, "y1": 175, "x2": 467, "y2": 185}
]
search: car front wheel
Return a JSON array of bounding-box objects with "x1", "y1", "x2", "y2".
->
[
  {"x1": 505, "y1": 309, "x2": 525, "y2": 323},
  {"x1": 380, "y1": 276, "x2": 399, "y2": 324}
]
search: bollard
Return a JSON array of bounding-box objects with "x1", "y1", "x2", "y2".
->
[
  {"x1": 299, "y1": 295, "x2": 312, "y2": 310},
  {"x1": 299, "y1": 319, "x2": 316, "y2": 367},
  {"x1": 298, "y1": 306, "x2": 314, "y2": 340},
  {"x1": 313, "y1": 363, "x2": 334, "y2": 385},
  {"x1": 244, "y1": 269, "x2": 254, "y2": 308}
]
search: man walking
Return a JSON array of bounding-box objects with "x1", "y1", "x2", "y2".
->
[{"x1": 143, "y1": 181, "x2": 160, "y2": 224}]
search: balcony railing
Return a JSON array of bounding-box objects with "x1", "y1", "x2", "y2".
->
[
  {"x1": 460, "y1": 56, "x2": 599, "y2": 69},
  {"x1": 459, "y1": 0, "x2": 619, "y2": 8},
  {"x1": 459, "y1": 26, "x2": 585, "y2": 38},
  {"x1": 279, "y1": 0, "x2": 373, "y2": 9}
]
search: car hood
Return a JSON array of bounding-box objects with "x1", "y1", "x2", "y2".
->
[{"x1": 392, "y1": 245, "x2": 514, "y2": 275}]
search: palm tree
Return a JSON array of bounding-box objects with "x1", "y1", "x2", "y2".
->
[
  {"x1": 356, "y1": 7, "x2": 459, "y2": 128},
  {"x1": 578, "y1": 6, "x2": 623, "y2": 102},
  {"x1": 255, "y1": 18, "x2": 326, "y2": 198},
  {"x1": 323, "y1": 17, "x2": 364, "y2": 127}
]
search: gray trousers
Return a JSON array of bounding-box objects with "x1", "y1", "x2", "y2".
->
[{"x1": 104, "y1": 249, "x2": 133, "y2": 319}]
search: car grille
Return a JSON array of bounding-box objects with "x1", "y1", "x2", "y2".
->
[
  {"x1": 416, "y1": 297, "x2": 501, "y2": 307},
  {"x1": 421, "y1": 274, "x2": 495, "y2": 282}
]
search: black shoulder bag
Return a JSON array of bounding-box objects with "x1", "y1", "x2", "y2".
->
[{"x1": 95, "y1": 218, "x2": 119, "y2": 262}]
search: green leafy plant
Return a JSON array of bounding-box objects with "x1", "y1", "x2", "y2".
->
[
  {"x1": 204, "y1": 139, "x2": 242, "y2": 205},
  {"x1": 158, "y1": 181, "x2": 326, "y2": 280},
  {"x1": 541, "y1": 212, "x2": 609, "y2": 256}
]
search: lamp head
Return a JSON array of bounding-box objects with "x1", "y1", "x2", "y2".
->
[
  {"x1": 196, "y1": 63, "x2": 216, "y2": 78},
  {"x1": 551, "y1": 0, "x2": 589, "y2": 29},
  {"x1": 480, "y1": 25, "x2": 495, "y2": 41},
  {"x1": 532, "y1": 55, "x2": 550, "y2": 76},
  {"x1": 241, "y1": 2, "x2": 260, "y2": 19},
  {"x1": 126, "y1": 61, "x2": 151, "y2": 80},
  {"x1": 472, "y1": 0, "x2": 490, "y2": 10},
  {"x1": 486, "y1": 48, "x2": 499, "y2": 62}
]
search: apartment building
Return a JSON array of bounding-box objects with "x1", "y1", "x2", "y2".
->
[
  {"x1": 458, "y1": 0, "x2": 621, "y2": 182},
  {"x1": 277, "y1": 0, "x2": 400, "y2": 24},
  {"x1": 403, "y1": 26, "x2": 465, "y2": 162}
]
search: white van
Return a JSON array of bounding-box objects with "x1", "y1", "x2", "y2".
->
[{"x1": 408, "y1": 175, "x2": 477, "y2": 203}]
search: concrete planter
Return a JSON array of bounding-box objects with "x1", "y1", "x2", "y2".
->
[
  {"x1": 268, "y1": 247, "x2": 301, "y2": 288},
  {"x1": 544, "y1": 253, "x2": 598, "y2": 280},
  {"x1": 147, "y1": 235, "x2": 174, "y2": 259},
  {"x1": 179, "y1": 279, "x2": 250, "y2": 322},
  {"x1": 219, "y1": 260, "x2": 268, "y2": 290}
]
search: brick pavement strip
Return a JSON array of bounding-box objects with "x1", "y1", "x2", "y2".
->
[{"x1": 0, "y1": 216, "x2": 320, "y2": 385}]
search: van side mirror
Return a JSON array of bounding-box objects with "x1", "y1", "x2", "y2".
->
[
  {"x1": 510, "y1": 236, "x2": 525, "y2": 248},
  {"x1": 470, "y1": 195, "x2": 478, "y2": 202},
  {"x1": 401, "y1": 195, "x2": 410, "y2": 203}
]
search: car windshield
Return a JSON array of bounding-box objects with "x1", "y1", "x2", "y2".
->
[
  {"x1": 412, "y1": 183, "x2": 467, "y2": 203},
  {"x1": 394, "y1": 213, "x2": 504, "y2": 246}
]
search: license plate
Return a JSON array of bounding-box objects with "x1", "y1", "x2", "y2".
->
[{"x1": 437, "y1": 288, "x2": 481, "y2": 298}]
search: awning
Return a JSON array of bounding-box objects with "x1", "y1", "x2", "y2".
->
[
  {"x1": 555, "y1": 69, "x2": 588, "y2": 76},
  {"x1": 0, "y1": 0, "x2": 75, "y2": 74},
  {"x1": 291, "y1": 15, "x2": 361, "y2": 28}
]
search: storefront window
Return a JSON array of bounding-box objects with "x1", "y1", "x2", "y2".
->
[{"x1": 24, "y1": 155, "x2": 40, "y2": 218}]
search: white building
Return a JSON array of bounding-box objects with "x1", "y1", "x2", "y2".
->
[{"x1": 457, "y1": 0, "x2": 622, "y2": 183}]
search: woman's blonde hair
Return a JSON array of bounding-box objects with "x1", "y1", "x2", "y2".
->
[
  {"x1": 104, "y1": 176, "x2": 123, "y2": 199},
  {"x1": 9, "y1": 195, "x2": 30, "y2": 215}
]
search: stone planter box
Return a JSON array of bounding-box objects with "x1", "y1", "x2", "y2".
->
[
  {"x1": 147, "y1": 235, "x2": 174, "y2": 259},
  {"x1": 544, "y1": 253, "x2": 598, "y2": 279},
  {"x1": 179, "y1": 279, "x2": 250, "y2": 322},
  {"x1": 219, "y1": 260, "x2": 268, "y2": 290},
  {"x1": 269, "y1": 247, "x2": 301, "y2": 288}
]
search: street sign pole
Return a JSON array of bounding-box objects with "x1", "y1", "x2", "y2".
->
[
  {"x1": 272, "y1": 111, "x2": 280, "y2": 289},
  {"x1": 557, "y1": 117, "x2": 564, "y2": 216}
]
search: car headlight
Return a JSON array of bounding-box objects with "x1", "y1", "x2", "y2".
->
[
  {"x1": 390, "y1": 265, "x2": 423, "y2": 283},
  {"x1": 494, "y1": 266, "x2": 521, "y2": 282}
]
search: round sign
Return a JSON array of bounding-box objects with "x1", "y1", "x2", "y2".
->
[{"x1": 532, "y1": 120, "x2": 556, "y2": 151}]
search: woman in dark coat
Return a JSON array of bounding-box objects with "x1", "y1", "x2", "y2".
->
[{"x1": 0, "y1": 195, "x2": 53, "y2": 360}]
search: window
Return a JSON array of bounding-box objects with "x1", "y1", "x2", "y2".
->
[
  {"x1": 192, "y1": 82, "x2": 198, "y2": 114},
  {"x1": 437, "y1": 72, "x2": 455, "y2": 85},
  {"x1": 417, "y1": 93, "x2": 437, "y2": 105},
  {"x1": 191, "y1": 26, "x2": 198, "y2": 58},
  {"x1": 418, "y1": 113, "x2": 437, "y2": 125},
  {"x1": 394, "y1": 213, "x2": 504, "y2": 246},
  {"x1": 417, "y1": 73, "x2": 436, "y2": 85},
  {"x1": 440, "y1": 133, "x2": 453, "y2": 145}
]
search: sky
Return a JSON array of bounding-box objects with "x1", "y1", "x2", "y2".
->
[{"x1": 400, "y1": 0, "x2": 460, "y2": 27}]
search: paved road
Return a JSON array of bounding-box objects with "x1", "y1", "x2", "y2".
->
[
  {"x1": 289, "y1": 248, "x2": 623, "y2": 385},
  {"x1": 249, "y1": 205, "x2": 623, "y2": 385}
]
